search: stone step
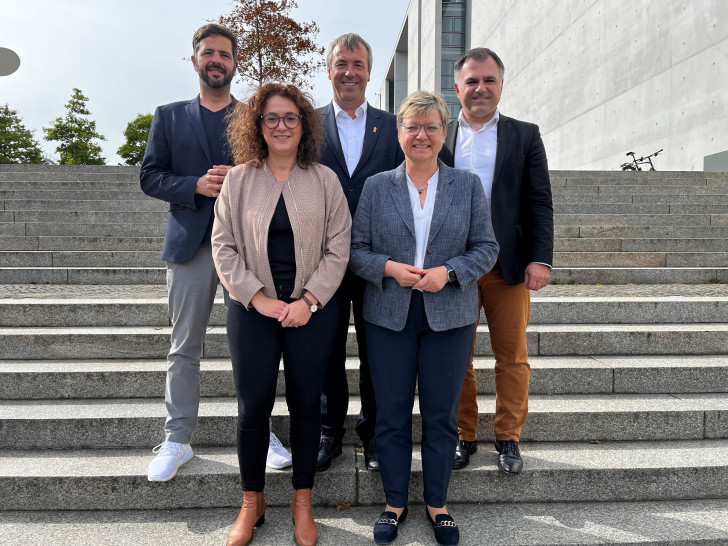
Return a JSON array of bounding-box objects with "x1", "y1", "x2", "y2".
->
[
  {"x1": 0, "y1": 236, "x2": 164, "y2": 251},
  {"x1": 1, "y1": 439, "x2": 727, "y2": 510},
  {"x1": 2, "y1": 296, "x2": 726, "y2": 327},
  {"x1": 555, "y1": 214, "x2": 712, "y2": 226},
  {"x1": 554, "y1": 251, "x2": 728, "y2": 267},
  {"x1": 0, "y1": 172, "x2": 139, "y2": 182},
  {"x1": 0, "y1": 267, "x2": 165, "y2": 285},
  {"x1": 0, "y1": 180, "x2": 140, "y2": 192},
  {"x1": 1, "y1": 355, "x2": 725, "y2": 400},
  {"x1": 555, "y1": 238, "x2": 728, "y2": 253},
  {"x1": 7, "y1": 210, "x2": 165, "y2": 224},
  {"x1": 555, "y1": 225, "x2": 728, "y2": 239},
  {"x1": 553, "y1": 192, "x2": 728, "y2": 204},
  {"x1": 552, "y1": 184, "x2": 728, "y2": 196},
  {"x1": 3, "y1": 499, "x2": 728, "y2": 545},
  {"x1": 1, "y1": 393, "x2": 727, "y2": 449},
  {"x1": 2, "y1": 323, "x2": 727, "y2": 360},
  {"x1": 554, "y1": 204, "x2": 670, "y2": 214},
  {"x1": 0, "y1": 250, "x2": 161, "y2": 267},
  {"x1": 22, "y1": 222, "x2": 166, "y2": 237},
  {"x1": 557, "y1": 175, "x2": 728, "y2": 187},
  {"x1": 0, "y1": 189, "x2": 146, "y2": 201},
  {"x1": 552, "y1": 267, "x2": 728, "y2": 284},
  {"x1": 1, "y1": 199, "x2": 165, "y2": 212}
]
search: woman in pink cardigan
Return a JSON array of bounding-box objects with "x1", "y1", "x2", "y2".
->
[{"x1": 212, "y1": 83, "x2": 351, "y2": 546}]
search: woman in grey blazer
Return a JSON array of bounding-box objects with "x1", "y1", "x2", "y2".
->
[{"x1": 349, "y1": 91, "x2": 499, "y2": 545}]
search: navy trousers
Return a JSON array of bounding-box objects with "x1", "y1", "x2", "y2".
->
[
  {"x1": 320, "y1": 269, "x2": 376, "y2": 446},
  {"x1": 366, "y1": 291, "x2": 475, "y2": 508}
]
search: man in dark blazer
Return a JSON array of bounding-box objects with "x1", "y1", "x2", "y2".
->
[
  {"x1": 315, "y1": 33, "x2": 404, "y2": 472},
  {"x1": 140, "y1": 23, "x2": 291, "y2": 482},
  {"x1": 440, "y1": 47, "x2": 554, "y2": 474}
]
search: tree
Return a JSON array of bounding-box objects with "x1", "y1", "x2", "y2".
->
[
  {"x1": 217, "y1": 0, "x2": 325, "y2": 90},
  {"x1": 117, "y1": 113, "x2": 153, "y2": 166},
  {"x1": 0, "y1": 104, "x2": 43, "y2": 164},
  {"x1": 44, "y1": 88, "x2": 106, "y2": 165}
]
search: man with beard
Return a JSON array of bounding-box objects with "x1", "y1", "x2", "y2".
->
[{"x1": 141, "y1": 23, "x2": 291, "y2": 481}]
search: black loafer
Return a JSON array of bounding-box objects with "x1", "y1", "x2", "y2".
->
[
  {"x1": 315, "y1": 434, "x2": 342, "y2": 472},
  {"x1": 426, "y1": 508, "x2": 459, "y2": 545},
  {"x1": 364, "y1": 439, "x2": 380, "y2": 471},
  {"x1": 373, "y1": 505, "x2": 407, "y2": 544},
  {"x1": 494, "y1": 439, "x2": 523, "y2": 475},
  {"x1": 452, "y1": 439, "x2": 477, "y2": 470}
]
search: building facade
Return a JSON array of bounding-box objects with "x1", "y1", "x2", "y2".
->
[{"x1": 377, "y1": 0, "x2": 728, "y2": 170}]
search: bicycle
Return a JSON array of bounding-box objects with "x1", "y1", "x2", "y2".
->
[{"x1": 620, "y1": 149, "x2": 663, "y2": 171}]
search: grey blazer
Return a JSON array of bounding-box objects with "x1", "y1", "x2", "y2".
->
[{"x1": 349, "y1": 161, "x2": 500, "y2": 332}]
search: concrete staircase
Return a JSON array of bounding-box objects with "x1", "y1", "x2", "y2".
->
[{"x1": 1, "y1": 165, "x2": 728, "y2": 545}]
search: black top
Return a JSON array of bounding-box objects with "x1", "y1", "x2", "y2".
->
[
  {"x1": 268, "y1": 194, "x2": 296, "y2": 299},
  {"x1": 200, "y1": 104, "x2": 234, "y2": 242}
]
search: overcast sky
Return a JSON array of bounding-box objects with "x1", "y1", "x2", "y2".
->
[{"x1": 1, "y1": 0, "x2": 410, "y2": 164}]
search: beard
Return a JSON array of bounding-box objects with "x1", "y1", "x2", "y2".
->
[{"x1": 197, "y1": 62, "x2": 234, "y2": 89}]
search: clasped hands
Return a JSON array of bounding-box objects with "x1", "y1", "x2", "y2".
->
[
  {"x1": 195, "y1": 165, "x2": 231, "y2": 198},
  {"x1": 384, "y1": 260, "x2": 448, "y2": 292},
  {"x1": 250, "y1": 291, "x2": 312, "y2": 328}
]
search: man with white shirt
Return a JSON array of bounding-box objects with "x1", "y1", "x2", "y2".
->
[
  {"x1": 316, "y1": 33, "x2": 404, "y2": 472},
  {"x1": 441, "y1": 47, "x2": 554, "y2": 474}
]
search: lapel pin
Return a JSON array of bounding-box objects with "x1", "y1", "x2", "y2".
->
[{"x1": 373, "y1": 127, "x2": 377, "y2": 133}]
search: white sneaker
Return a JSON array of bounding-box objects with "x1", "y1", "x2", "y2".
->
[
  {"x1": 147, "y1": 441, "x2": 193, "y2": 481},
  {"x1": 266, "y1": 432, "x2": 292, "y2": 469}
]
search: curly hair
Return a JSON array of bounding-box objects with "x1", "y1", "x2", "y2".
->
[{"x1": 227, "y1": 83, "x2": 323, "y2": 168}]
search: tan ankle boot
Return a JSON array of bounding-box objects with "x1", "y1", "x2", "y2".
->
[
  {"x1": 291, "y1": 488, "x2": 318, "y2": 545},
  {"x1": 227, "y1": 490, "x2": 265, "y2": 546}
]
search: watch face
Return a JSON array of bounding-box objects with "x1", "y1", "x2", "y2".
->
[{"x1": 311, "y1": 304, "x2": 318, "y2": 312}]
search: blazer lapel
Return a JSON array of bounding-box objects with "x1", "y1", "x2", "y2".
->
[
  {"x1": 186, "y1": 96, "x2": 212, "y2": 165},
  {"x1": 427, "y1": 161, "x2": 455, "y2": 244},
  {"x1": 492, "y1": 116, "x2": 511, "y2": 189},
  {"x1": 390, "y1": 164, "x2": 416, "y2": 239},
  {"x1": 444, "y1": 120, "x2": 458, "y2": 155},
  {"x1": 321, "y1": 103, "x2": 348, "y2": 176},
  {"x1": 352, "y1": 103, "x2": 381, "y2": 178}
]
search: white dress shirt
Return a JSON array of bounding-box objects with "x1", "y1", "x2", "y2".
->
[
  {"x1": 405, "y1": 170, "x2": 439, "y2": 270},
  {"x1": 333, "y1": 100, "x2": 367, "y2": 176},
  {"x1": 453, "y1": 109, "x2": 499, "y2": 204}
]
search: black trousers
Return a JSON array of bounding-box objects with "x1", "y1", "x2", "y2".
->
[
  {"x1": 227, "y1": 297, "x2": 338, "y2": 491},
  {"x1": 320, "y1": 269, "x2": 376, "y2": 446},
  {"x1": 366, "y1": 291, "x2": 474, "y2": 508}
]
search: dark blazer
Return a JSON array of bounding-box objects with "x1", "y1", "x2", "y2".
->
[
  {"x1": 440, "y1": 114, "x2": 553, "y2": 286},
  {"x1": 317, "y1": 102, "x2": 404, "y2": 217},
  {"x1": 349, "y1": 161, "x2": 499, "y2": 332},
  {"x1": 140, "y1": 95, "x2": 233, "y2": 264}
]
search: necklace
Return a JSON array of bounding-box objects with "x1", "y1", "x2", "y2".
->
[{"x1": 415, "y1": 185, "x2": 428, "y2": 194}]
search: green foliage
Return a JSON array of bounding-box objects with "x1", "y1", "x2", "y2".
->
[
  {"x1": 44, "y1": 88, "x2": 106, "y2": 165},
  {"x1": 117, "y1": 113, "x2": 153, "y2": 166},
  {"x1": 0, "y1": 104, "x2": 43, "y2": 164}
]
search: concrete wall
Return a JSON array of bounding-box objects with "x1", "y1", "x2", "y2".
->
[{"x1": 469, "y1": 0, "x2": 728, "y2": 170}]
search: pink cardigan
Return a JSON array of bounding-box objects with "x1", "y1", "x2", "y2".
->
[{"x1": 212, "y1": 161, "x2": 351, "y2": 308}]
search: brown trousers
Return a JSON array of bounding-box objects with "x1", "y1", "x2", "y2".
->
[{"x1": 456, "y1": 263, "x2": 530, "y2": 442}]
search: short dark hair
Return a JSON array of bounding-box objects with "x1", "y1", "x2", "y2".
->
[
  {"x1": 454, "y1": 47, "x2": 505, "y2": 82},
  {"x1": 326, "y1": 33, "x2": 373, "y2": 72},
  {"x1": 193, "y1": 24, "x2": 238, "y2": 61},
  {"x1": 227, "y1": 83, "x2": 323, "y2": 168}
]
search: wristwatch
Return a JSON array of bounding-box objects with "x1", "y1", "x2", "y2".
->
[
  {"x1": 301, "y1": 294, "x2": 318, "y2": 313},
  {"x1": 445, "y1": 264, "x2": 457, "y2": 284}
]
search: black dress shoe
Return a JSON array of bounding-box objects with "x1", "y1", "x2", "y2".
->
[
  {"x1": 426, "y1": 508, "x2": 459, "y2": 546},
  {"x1": 315, "y1": 434, "x2": 342, "y2": 472},
  {"x1": 494, "y1": 439, "x2": 523, "y2": 474},
  {"x1": 373, "y1": 505, "x2": 407, "y2": 544},
  {"x1": 452, "y1": 439, "x2": 477, "y2": 470},
  {"x1": 364, "y1": 439, "x2": 380, "y2": 471}
]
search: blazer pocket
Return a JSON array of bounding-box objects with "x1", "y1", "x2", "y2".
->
[{"x1": 169, "y1": 203, "x2": 187, "y2": 211}]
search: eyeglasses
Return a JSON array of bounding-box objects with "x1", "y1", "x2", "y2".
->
[
  {"x1": 400, "y1": 122, "x2": 444, "y2": 136},
  {"x1": 261, "y1": 113, "x2": 302, "y2": 129}
]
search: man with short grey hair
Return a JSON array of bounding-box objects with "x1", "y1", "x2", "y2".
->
[
  {"x1": 315, "y1": 33, "x2": 404, "y2": 472},
  {"x1": 140, "y1": 23, "x2": 291, "y2": 481},
  {"x1": 441, "y1": 46, "x2": 554, "y2": 474}
]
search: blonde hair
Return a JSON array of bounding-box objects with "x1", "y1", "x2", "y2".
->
[{"x1": 396, "y1": 91, "x2": 449, "y2": 127}]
